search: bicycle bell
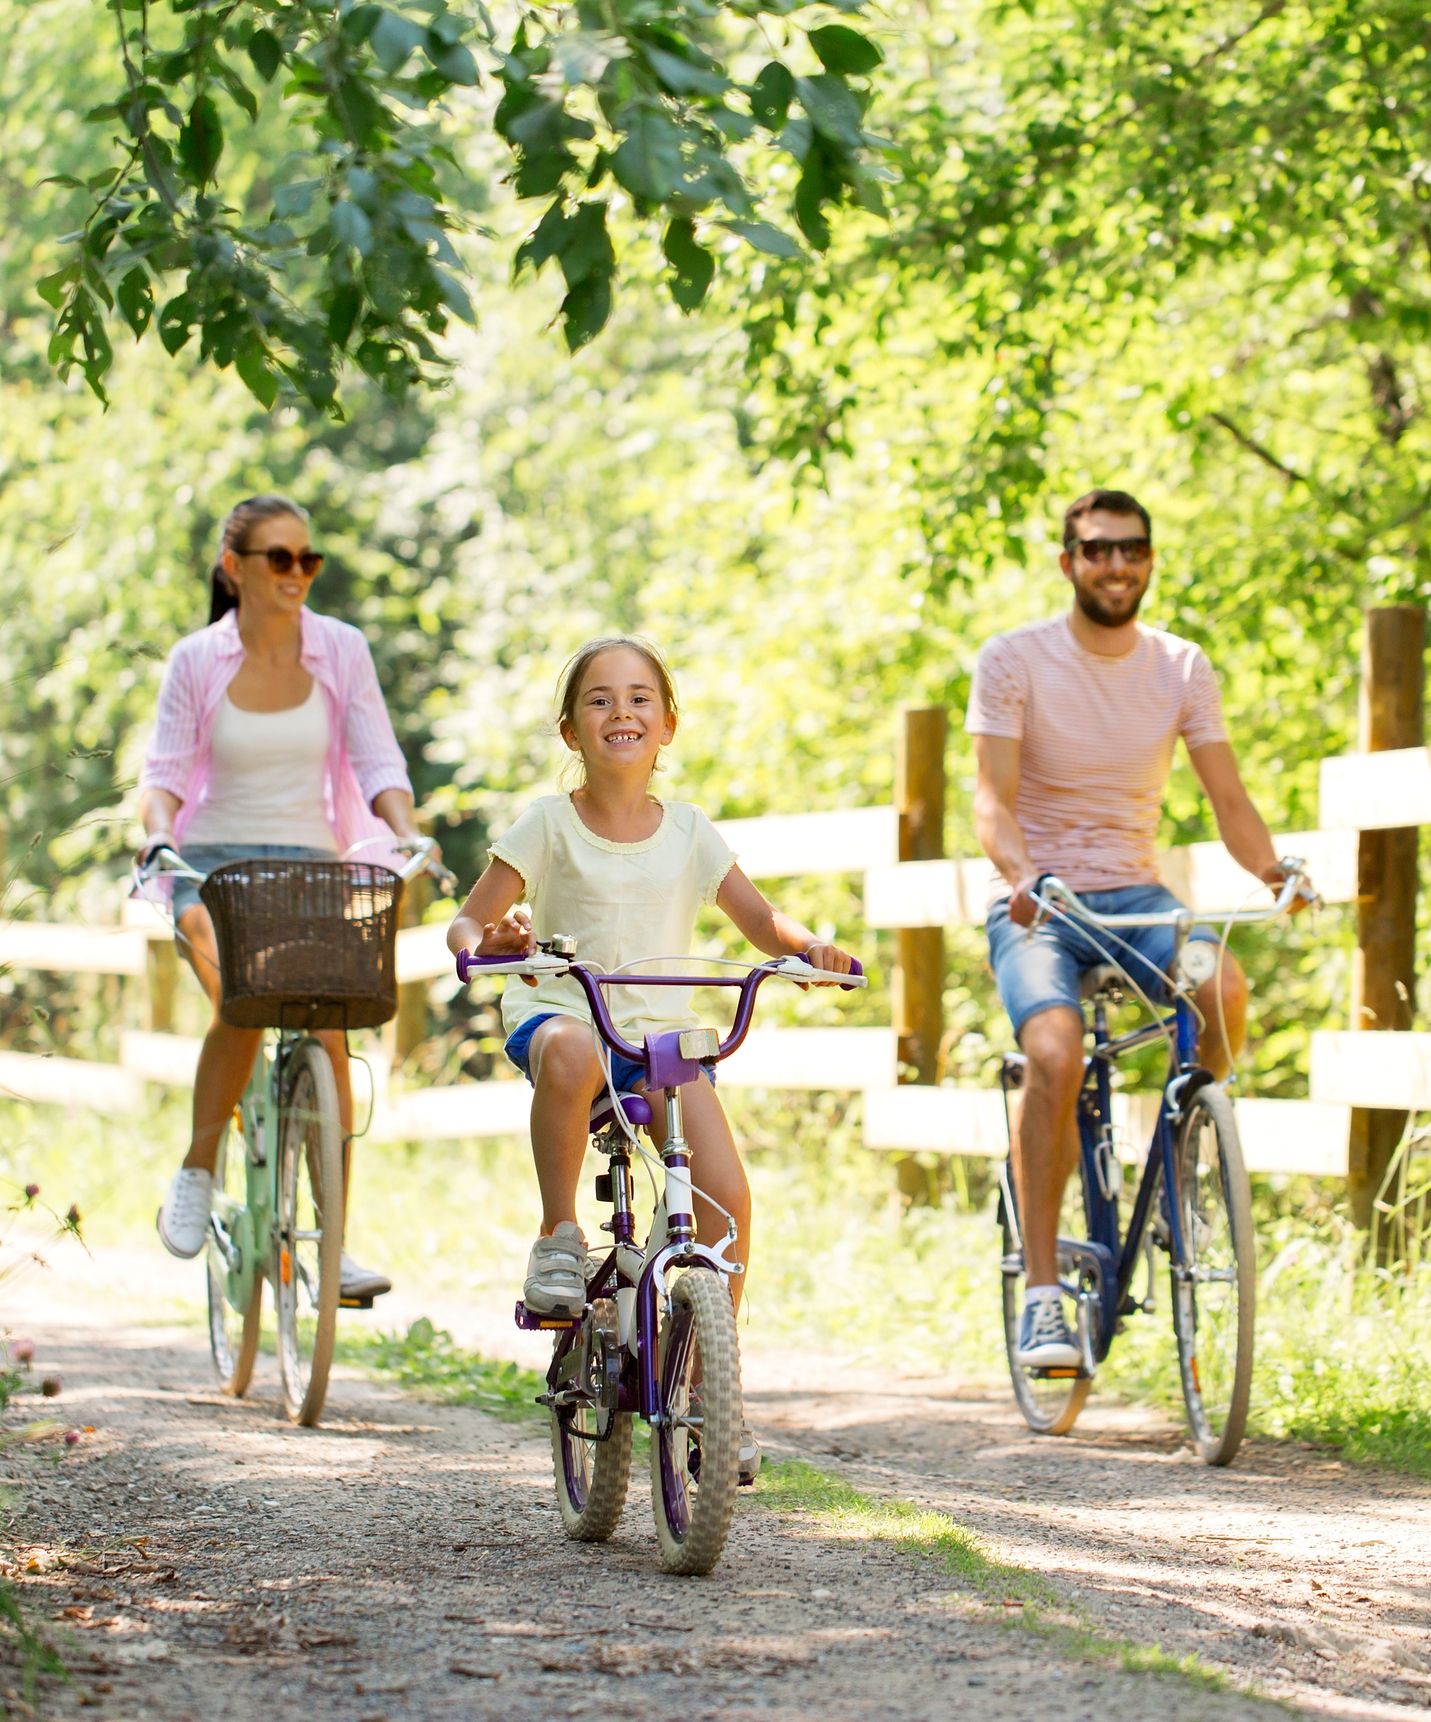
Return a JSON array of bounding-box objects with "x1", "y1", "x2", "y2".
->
[
  {"x1": 538, "y1": 934, "x2": 579, "y2": 957},
  {"x1": 1175, "y1": 941, "x2": 1218, "y2": 988}
]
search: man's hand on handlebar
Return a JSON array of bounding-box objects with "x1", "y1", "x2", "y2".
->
[
  {"x1": 1008, "y1": 872, "x2": 1045, "y2": 929},
  {"x1": 1264, "y1": 859, "x2": 1316, "y2": 915}
]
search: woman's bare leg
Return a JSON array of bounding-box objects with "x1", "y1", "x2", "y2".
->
[{"x1": 177, "y1": 905, "x2": 261, "y2": 1175}]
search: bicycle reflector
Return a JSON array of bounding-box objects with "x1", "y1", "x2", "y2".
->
[{"x1": 678, "y1": 1029, "x2": 721, "y2": 1060}]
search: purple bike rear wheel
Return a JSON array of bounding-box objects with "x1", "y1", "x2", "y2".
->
[{"x1": 551, "y1": 1300, "x2": 632, "y2": 1540}]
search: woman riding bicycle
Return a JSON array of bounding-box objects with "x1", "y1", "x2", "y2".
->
[{"x1": 139, "y1": 494, "x2": 428, "y2": 1303}]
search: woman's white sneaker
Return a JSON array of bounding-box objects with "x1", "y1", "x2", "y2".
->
[{"x1": 156, "y1": 1168, "x2": 212, "y2": 1260}]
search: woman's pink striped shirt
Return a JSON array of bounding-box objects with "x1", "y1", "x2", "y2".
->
[{"x1": 138, "y1": 608, "x2": 412, "y2": 856}]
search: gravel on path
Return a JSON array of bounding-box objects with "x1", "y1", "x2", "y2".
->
[{"x1": 3, "y1": 1266, "x2": 1426, "y2": 1722}]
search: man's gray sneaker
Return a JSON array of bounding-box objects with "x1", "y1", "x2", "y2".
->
[
  {"x1": 1015, "y1": 1296, "x2": 1080, "y2": 1369},
  {"x1": 156, "y1": 1168, "x2": 212, "y2": 1260},
  {"x1": 340, "y1": 1253, "x2": 392, "y2": 1301},
  {"x1": 523, "y1": 1222, "x2": 588, "y2": 1316}
]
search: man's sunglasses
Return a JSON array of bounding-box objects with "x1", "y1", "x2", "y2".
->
[
  {"x1": 237, "y1": 547, "x2": 324, "y2": 576},
  {"x1": 1070, "y1": 537, "x2": 1152, "y2": 566}
]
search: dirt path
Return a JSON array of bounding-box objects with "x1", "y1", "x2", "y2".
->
[{"x1": 7, "y1": 1255, "x2": 1431, "y2": 1722}]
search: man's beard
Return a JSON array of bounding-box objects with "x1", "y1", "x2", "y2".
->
[{"x1": 1073, "y1": 578, "x2": 1145, "y2": 629}]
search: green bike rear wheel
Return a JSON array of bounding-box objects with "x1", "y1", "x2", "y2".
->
[{"x1": 207, "y1": 1118, "x2": 261, "y2": 1397}]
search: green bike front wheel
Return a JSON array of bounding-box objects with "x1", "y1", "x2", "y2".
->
[{"x1": 273, "y1": 1037, "x2": 344, "y2": 1427}]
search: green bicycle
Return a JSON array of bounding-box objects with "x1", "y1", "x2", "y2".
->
[{"x1": 136, "y1": 840, "x2": 450, "y2": 1425}]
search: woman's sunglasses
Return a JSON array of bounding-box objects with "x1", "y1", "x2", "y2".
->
[
  {"x1": 1071, "y1": 537, "x2": 1153, "y2": 566},
  {"x1": 237, "y1": 547, "x2": 324, "y2": 577}
]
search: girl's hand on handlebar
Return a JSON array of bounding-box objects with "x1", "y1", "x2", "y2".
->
[
  {"x1": 475, "y1": 908, "x2": 539, "y2": 986},
  {"x1": 795, "y1": 941, "x2": 855, "y2": 990}
]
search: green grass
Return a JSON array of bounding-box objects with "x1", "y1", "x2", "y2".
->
[
  {"x1": 335, "y1": 1317, "x2": 547, "y2": 1419},
  {"x1": 15, "y1": 1089, "x2": 1431, "y2": 1480},
  {"x1": 752, "y1": 1459, "x2": 1228, "y2": 1690}
]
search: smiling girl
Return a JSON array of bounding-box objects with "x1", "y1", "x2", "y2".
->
[{"x1": 447, "y1": 636, "x2": 853, "y2": 1480}]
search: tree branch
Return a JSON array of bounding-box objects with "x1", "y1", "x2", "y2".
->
[{"x1": 1207, "y1": 411, "x2": 1305, "y2": 483}]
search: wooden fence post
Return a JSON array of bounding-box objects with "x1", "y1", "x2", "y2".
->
[
  {"x1": 1347, "y1": 604, "x2": 1425, "y2": 1234},
  {"x1": 146, "y1": 941, "x2": 178, "y2": 1034},
  {"x1": 894, "y1": 707, "x2": 947, "y2": 1085},
  {"x1": 393, "y1": 863, "x2": 432, "y2": 1065}
]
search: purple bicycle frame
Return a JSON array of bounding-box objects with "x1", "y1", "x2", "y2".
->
[{"x1": 457, "y1": 950, "x2": 862, "y2": 1424}]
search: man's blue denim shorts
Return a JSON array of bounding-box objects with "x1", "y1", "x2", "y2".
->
[
  {"x1": 504, "y1": 1012, "x2": 716, "y2": 1095},
  {"x1": 172, "y1": 843, "x2": 337, "y2": 922},
  {"x1": 987, "y1": 883, "x2": 1220, "y2": 1040}
]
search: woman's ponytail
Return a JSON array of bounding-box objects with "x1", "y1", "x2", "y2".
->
[{"x1": 206, "y1": 494, "x2": 309, "y2": 626}]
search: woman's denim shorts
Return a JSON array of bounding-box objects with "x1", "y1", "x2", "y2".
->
[{"x1": 171, "y1": 843, "x2": 337, "y2": 923}]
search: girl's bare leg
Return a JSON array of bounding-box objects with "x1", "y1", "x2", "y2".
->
[
  {"x1": 176, "y1": 907, "x2": 354, "y2": 1197},
  {"x1": 648, "y1": 1076, "x2": 751, "y2": 1314},
  {"x1": 527, "y1": 1017, "x2": 608, "y2": 1232}
]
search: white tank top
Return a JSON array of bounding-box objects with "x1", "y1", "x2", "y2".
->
[{"x1": 184, "y1": 683, "x2": 338, "y2": 851}]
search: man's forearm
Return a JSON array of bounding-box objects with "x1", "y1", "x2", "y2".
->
[
  {"x1": 1214, "y1": 795, "x2": 1281, "y2": 881},
  {"x1": 975, "y1": 794, "x2": 1037, "y2": 889}
]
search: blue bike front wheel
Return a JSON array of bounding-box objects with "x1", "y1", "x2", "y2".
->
[{"x1": 1170, "y1": 1083, "x2": 1255, "y2": 1466}]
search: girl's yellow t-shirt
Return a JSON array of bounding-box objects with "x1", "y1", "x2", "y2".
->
[{"x1": 490, "y1": 793, "x2": 737, "y2": 1044}]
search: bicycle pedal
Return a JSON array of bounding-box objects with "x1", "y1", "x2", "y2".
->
[
  {"x1": 339, "y1": 1295, "x2": 376, "y2": 1310},
  {"x1": 514, "y1": 1299, "x2": 582, "y2": 1332}
]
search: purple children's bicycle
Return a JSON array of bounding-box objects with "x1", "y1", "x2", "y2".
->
[{"x1": 456, "y1": 942, "x2": 866, "y2": 1575}]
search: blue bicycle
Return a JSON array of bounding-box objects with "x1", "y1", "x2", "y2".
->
[{"x1": 998, "y1": 865, "x2": 1311, "y2": 1464}]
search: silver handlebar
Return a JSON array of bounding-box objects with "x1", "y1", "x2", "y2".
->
[{"x1": 1034, "y1": 859, "x2": 1317, "y2": 931}]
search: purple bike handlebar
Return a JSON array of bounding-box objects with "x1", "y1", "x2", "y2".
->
[{"x1": 454, "y1": 952, "x2": 864, "y2": 1071}]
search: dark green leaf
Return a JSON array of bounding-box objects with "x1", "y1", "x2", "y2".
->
[
  {"x1": 794, "y1": 148, "x2": 831, "y2": 249},
  {"x1": 662, "y1": 216, "x2": 714, "y2": 312},
  {"x1": 749, "y1": 62, "x2": 793, "y2": 131},
  {"x1": 36, "y1": 264, "x2": 79, "y2": 310},
  {"x1": 642, "y1": 45, "x2": 729, "y2": 97},
  {"x1": 330, "y1": 200, "x2": 375, "y2": 254},
  {"x1": 558, "y1": 200, "x2": 614, "y2": 288},
  {"x1": 721, "y1": 217, "x2": 802, "y2": 258},
  {"x1": 432, "y1": 265, "x2": 475, "y2": 322},
  {"x1": 327, "y1": 284, "x2": 363, "y2": 349},
  {"x1": 117, "y1": 267, "x2": 153, "y2": 336},
  {"x1": 234, "y1": 340, "x2": 279, "y2": 408},
  {"x1": 247, "y1": 28, "x2": 283, "y2": 81},
  {"x1": 371, "y1": 9, "x2": 427, "y2": 73},
  {"x1": 560, "y1": 269, "x2": 611, "y2": 351},
  {"x1": 157, "y1": 293, "x2": 196, "y2": 355},
  {"x1": 178, "y1": 94, "x2": 224, "y2": 187},
  {"x1": 806, "y1": 26, "x2": 882, "y2": 76},
  {"x1": 273, "y1": 178, "x2": 320, "y2": 219},
  {"x1": 794, "y1": 74, "x2": 862, "y2": 150},
  {"x1": 611, "y1": 107, "x2": 683, "y2": 202},
  {"x1": 426, "y1": 37, "x2": 479, "y2": 84}
]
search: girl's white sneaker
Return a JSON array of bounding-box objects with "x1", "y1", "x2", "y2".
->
[
  {"x1": 157, "y1": 1168, "x2": 212, "y2": 1260},
  {"x1": 523, "y1": 1222, "x2": 589, "y2": 1316}
]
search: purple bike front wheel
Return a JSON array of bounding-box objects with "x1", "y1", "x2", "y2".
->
[{"x1": 651, "y1": 1268, "x2": 740, "y2": 1575}]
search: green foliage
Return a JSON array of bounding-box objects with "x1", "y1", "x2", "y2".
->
[
  {"x1": 335, "y1": 1316, "x2": 545, "y2": 1417},
  {"x1": 41, "y1": 0, "x2": 886, "y2": 408}
]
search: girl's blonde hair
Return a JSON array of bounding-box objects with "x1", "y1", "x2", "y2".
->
[{"x1": 556, "y1": 636, "x2": 679, "y2": 782}]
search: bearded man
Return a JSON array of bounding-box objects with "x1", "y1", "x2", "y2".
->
[{"x1": 967, "y1": 488, "x2": 1301, "y2": 1369}]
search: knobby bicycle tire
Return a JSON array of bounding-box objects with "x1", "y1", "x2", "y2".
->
[
  {"x1": 551, "y1": 1299, "x2": 632, "y2": 1541},
  {"x1": 651, "y1": 1268, "x2": 740, "y2": 1575},
  {"x1": 1170, "y1": 1083, "x2": 1255, "y2": 1466},
  {"x1": 207, "y1": 1120, "x2": 261, "y2": 1397},
  {"x1": 273, "y1": 1037, "x2": 344, "y2": 1426}
]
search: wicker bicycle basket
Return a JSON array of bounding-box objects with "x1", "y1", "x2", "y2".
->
[{"x1": 199, "y1": 859, "x2": 405, "y2": 1031}]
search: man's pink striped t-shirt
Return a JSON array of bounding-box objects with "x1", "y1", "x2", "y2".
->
[{"x1": 966, "y1": 616, "x2": 1228, "y2": 894}]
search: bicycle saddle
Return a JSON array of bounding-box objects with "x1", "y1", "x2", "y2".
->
[
  {"x1": 590, "y1": 1092, "x2": 653, "y2": 1133},
  {"x1": 1079, "y1": 963, "x2": 1124, "y2": 999}
]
